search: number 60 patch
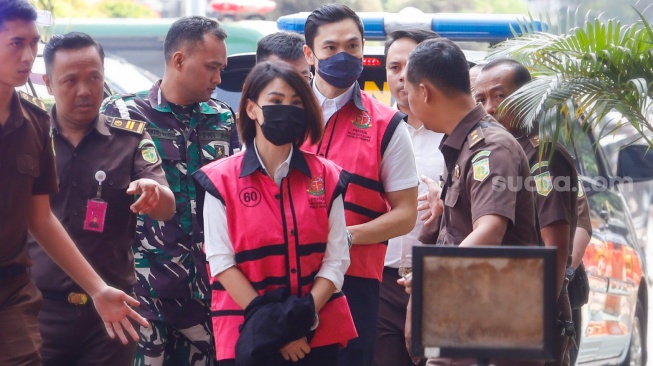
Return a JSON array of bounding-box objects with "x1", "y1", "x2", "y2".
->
[{"x1": 239, "y1": 187, "x2": 262, "y2": 207}]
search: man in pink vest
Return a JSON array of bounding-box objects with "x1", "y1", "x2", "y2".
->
[{"x1": 301, "y1": 4, "x2": 419, "y2": 366}]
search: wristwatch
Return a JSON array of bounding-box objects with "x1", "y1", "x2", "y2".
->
[
  {"x1": 346, "y1": 230, "x2": 353, "y2": 248},
  {"x1": 310, "y1": 311, "x2": 320, "y2": 331}
]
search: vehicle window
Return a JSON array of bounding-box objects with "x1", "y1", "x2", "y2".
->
[{"x1": 573, "y1": 129, "x2": 602, "y2": 180}]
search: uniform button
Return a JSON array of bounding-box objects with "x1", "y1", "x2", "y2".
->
[
  {"x1": 72, "y1": 211, "x2": 79, "y2": 216},
  {"x1": 291, "y1": 229, "x2": 295, "y2": 236},
  {"x1": 290, "y1": 268, "x2": 297, "y2": 274},
  {"x1": 109, "y1": 180, "x2": 114, "y2": 186},
  {"x1": 71, "y1": 181, "x2": 78, "y2": 187},
  {"x1": 274, "y1": 194, "x2": 280, "y2": 199},
  {"x1": 72, "y1": 152, "x2": 78, "y2": 158}
]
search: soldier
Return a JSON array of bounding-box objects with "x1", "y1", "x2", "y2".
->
[
  {"x1": 0, "y1": 1, "x2": 148, "y2": 364},
  {"x1": 375, "y1": 29, "x2": 443, "y2": 366},
  {"x1": 256, "y1": 32, "x2": 312, "y2": 80},
  {"x1": 301, "y1": 4, "x2": 419, "y2": 366},
  {"x1": 101, "y1": 16, "x2": 238, "y2": 366},
  {"x1": 404, "y1": 38, "x2": 540, "y2": 366},
  {"x1": 473, "y1": 58, "x2": 591, "y2": 366},
  {"x1": 27, "y1": 32, "x2": 175, "y2": 365}
]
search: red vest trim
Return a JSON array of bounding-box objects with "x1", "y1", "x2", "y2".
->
[
  {"x1": 302, "y1": 90, "x2": 405, "y2": 281},
  {"x1": 195, "y1": 149, "x2": 357, "y2": 360}
]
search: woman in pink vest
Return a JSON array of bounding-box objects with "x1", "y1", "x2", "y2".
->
[{"x1": 193, "y1": 61, "x2": 357, "y2": 366}]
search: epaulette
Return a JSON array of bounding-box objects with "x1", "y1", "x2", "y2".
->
[
  {"x1": 468, "y1": 126, "x2": 485, "y2": 148},
  {"x1": 18, "y1": 91, "x2": 47, "y2": 113},
  {"x1": 529, "y1": 135, "x2": 540, "y2": 148},
  {"x1": 106, "y1": 117, "x2": 146, "y2": 135}
]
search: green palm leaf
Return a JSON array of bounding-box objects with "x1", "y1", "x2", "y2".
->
[{"x1": 487, "y1": 9, "x2": 653, "y2": 145}]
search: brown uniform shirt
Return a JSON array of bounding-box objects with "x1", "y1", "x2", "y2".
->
[
  {"x1": 518, "y1": 133, "x2": 579, "y2": 267},
  {"x1": 0, "y1": 92, "x2": 58, "y2": 269},
  {"x1": 420, "y1": 105, "x2": 539, "y2": 246},
  {"x1": 27, "y1": 110, "x2": 168, "y2": 292},
  {"x1": 576, "y1": 189, "x2": 592, "y2": 235}
]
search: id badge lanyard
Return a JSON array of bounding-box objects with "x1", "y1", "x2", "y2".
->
[{"x1": 83, "y1": 170, "x2": 108, "y2": 233}]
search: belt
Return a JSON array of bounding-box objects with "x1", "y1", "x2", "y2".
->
[
  {"x1": 41, "y1": 290, "x2": 90, "y2": 305},
  {"x1": 0, "y1": 265, "x2": 27, "y2": 280}
]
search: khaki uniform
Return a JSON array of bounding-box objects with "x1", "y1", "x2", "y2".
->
[
  {"x1": 27, "y1": 109, "x2": 168, "y2": 366},
  {"x1": 419, "y1": 105, "x2": 539, "y2": 247},
  {"x1": 0, "y1": 91, "x2": 58, "y2": 365},
  {"x1": 420, "y1": 105, "x2": 541, "y2": 366},
  {"x1": 518, "y1": 133, "x2": 579, "y2": 366}
]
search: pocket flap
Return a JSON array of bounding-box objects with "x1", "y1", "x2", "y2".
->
[
  {"x1": 16, "y1": 154, "x2": 40, "y2": 178},
  {"x1": 444, "y1": 186, "x2": 459, "y2": 208}
]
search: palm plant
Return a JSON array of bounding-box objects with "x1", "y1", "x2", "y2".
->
[{"x1": 486, "y1": 9, "x2": 653, "y2": 146}]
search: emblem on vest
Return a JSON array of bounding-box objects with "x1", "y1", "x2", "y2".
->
[
  {"x1": 348, "y1": 111, "x2": 372, "y2": 142},
  {"x1": 352, "y1": 111, "x2": 372, "y2": 129},
  {"x1": 307, "y1": 175, "x2": 325, "y2": 196},
  {"x1": 308, "y1": 175, "x2": 327, "y2": 209}
]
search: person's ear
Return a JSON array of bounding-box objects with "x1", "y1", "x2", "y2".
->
[
  {"x1": 245, "y1": 99, "x2": 258, "y2": 122},
  {"x1": 172, "y1": 52, "x2": 184, "y2": 70},
  {"x1": 303, "y1": 45, "x2": 315, "y2": 66},
  {"x1": 419, "y1": 83, "x2": 430, "y2": 103},
  {"x1": 43, "y1": 74, "x2": 53, "y2": 95}
]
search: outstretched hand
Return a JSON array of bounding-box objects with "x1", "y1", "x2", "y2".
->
[
  {"x1": 91, "y1": 286, "x2": 148, "y2": 344},
  {"x1": 127, "y1": 178, "x2": 161, "y2": 215},
  {"x1": 417, "y1": 175, "x2": 443, "y2": 225}
]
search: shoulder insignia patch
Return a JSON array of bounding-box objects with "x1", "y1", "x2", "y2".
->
[
  {"x1": 530, "y1": 161, "x2": 549, "y2": 174},
  {"x1": 468, "y1": 126, "x2": 485, "y2": 148},
  {"x1": 18, "y1": 91, "x2": 47, "y2": 112},
  {"x1": 535, "y1": 171, "x2": 553, "y2": 196},
  {"x1": 108, "y1": 117, "x2": 146, "y2": 135},
  {"x1": 472, "y1": 158, "x2": 490, "y2": 182},
  {"x1": 529, "y1": 135, "x2": 540, "y2": 148},
  {"x1": 472, "y1": 150, "x2": 491, "y2": 163},
  {"x1": 141, "y1": 145, "x2": 159, "y2": 164}
]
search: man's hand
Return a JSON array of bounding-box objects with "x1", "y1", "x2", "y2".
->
[
  {"x1": 280, "y1": 337, "x2": 311, "y2": 362},
  {"x1": 127, "y1": 178, "x2": 161, "y2": 215},
  {"x1": 91, "y1": 286, "x2": 149, "y2": 344},
  {"x1": 397, "y1": 272, "x2": 413, "y2": 295},
  {"x1": 417, "y1": 175, "x2": 443, "y2": 225}
]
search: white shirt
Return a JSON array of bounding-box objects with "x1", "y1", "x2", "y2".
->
[
  {"x1": 203, "y1": 144, "x2": 350, "y2": 291},
  {"x1": 312, "y1": 82, "x2": 418, "y2": 193},
  {"x1": 385, "y1": 121, "x2": 445, "y2": 268}
]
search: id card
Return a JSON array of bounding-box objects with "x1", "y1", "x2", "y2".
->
[{"x1": 84, "y1": 199, "x2": 107, "y2": 232}]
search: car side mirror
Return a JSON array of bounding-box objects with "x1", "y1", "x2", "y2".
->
[{"x1": 616, "y1": 145, "x2": 653, "y2": 182}]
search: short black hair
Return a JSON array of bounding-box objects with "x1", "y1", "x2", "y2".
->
[
  {"x1": 44, "y1": 32, "x2": 105, "y2": 76},
  {"x1": 406, "y1": 38, "x2": 471, "y2": 95},
  {"x1": 164, "y1": 16, "x2": 227, "y2": 62},
  {"x1": 304, "y1": 3, "x2": 364, "y2": 50},
  {"x1": 384, "y1": 29, "x2": 439, "y2": 58},
  {"x1": 256, "y1": 32, "x2": 305, "y2": 63},
  {"x1": 0, "y1": 0, "x2": 37, "y2": 30},
  {"x1": 482, "y1": 58, "x2": 532, "y2": 89}
]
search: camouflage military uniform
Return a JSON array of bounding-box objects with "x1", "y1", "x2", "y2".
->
[{"x1": 101, "y1": 81, "x2": 238, "y2": 366}]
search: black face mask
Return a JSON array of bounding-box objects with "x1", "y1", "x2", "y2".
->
[{"x1": 256, "y1": 104, "x2": 306, "y2": 146}]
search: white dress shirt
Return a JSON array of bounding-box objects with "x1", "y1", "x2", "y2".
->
[{"x1": 385, "y1": 120, "x2": 445, "y2": 268}]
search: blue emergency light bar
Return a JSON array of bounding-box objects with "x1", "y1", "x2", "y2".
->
[{"x1": 277, "y1": 8, "x2": 545, "y2": 43}]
